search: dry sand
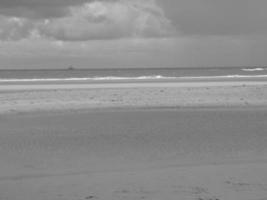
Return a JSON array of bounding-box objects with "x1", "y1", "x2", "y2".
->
[
  {"x1": 0, "y1": 81, "x2": 267, "y2": 114},
  {"x1": 1, "y1": 81, "x2": 267, "y2": 200}
]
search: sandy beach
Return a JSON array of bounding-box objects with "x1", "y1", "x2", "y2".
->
[
  {"x1": 1, "y1": 0, "x2": 267, "y2": 198},
  {"x1": 1, "y1": 80, "x2": 267, "y2": 200},
  {"x1": 0, "y1": 80, "x2": 267, "y2": 114}
]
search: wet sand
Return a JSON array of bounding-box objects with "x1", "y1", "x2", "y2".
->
[{"x1": 1, "y1": 81, "x2": 267, "y2": 200}]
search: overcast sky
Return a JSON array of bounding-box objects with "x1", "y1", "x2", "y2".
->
[{"x1": 0, "y1": 0, "x2": 267, "y2": 69}]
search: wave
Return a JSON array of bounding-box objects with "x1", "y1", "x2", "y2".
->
[
  {"x1": 0, "y1": 74, "x2": 267, "y2": 82},
  {"x1": 242, "y1": 68, "x2": 265, "y2": 72},
  {"x1": 0, "y1": 75, "x2": 176, "y2": 82},
  {"x1": 181, "y1": 74, "x2": 267, "y2": 79}
]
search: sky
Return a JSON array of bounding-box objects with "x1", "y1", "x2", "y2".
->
[{"x1": 0, "y1": 0, "x2": 267, "y2": 69}]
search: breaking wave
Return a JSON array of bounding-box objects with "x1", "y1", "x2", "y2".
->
[
  {"x1": 0, "y1": 75, "x2": 175, "y2": 82},
  {"x1": 1, "y1": 74, "x2": 267, "y2": 82},
  {"x1": 242, "y1": 68, "x2": 265, "y2": 72}
]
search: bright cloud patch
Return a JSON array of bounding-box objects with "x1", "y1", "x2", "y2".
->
[
  {"x1": 0, "y1": 16, "x2": 33, "y2": 40},
  {"x1": 0, "y1": 0, "x2": 175, "y2": 41}
]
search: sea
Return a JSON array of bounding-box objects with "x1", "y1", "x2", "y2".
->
[{"x1": 0, "y1": 67, "x2": 267, "y2": 83}]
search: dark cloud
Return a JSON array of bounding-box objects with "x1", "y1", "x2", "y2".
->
[
  {"x1": 0, "y1": 7, "x2": 68, "y2": 19},
  {"x1": 0, "y1": 0, "x2": 88, "y2": 10},
  {"x1": 0, "y1": 0, "x2": 120, "y2": 19},
  {"x1": 159, "y1": 0, "x2": 267, "y2": 36},
  {"x1": 0, "y1": 0, "x2": 90, "y2": 18}
]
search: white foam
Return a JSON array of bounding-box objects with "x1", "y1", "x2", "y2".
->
[
  {"x1": 179, "y1": 74, "x2": 267, "y2": 79},
  {"x1": 0, "y1": 75, "x2": 176, "y2": 82},
  {"x1": 0, "y1": 74, "x2": 267, "y2": 83},
  {"x1": 242, "y1": 68, "x2": 265, "y2": 72}
]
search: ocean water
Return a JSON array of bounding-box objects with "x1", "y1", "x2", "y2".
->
[{"x1": 0, "y1": 67, "x2": 267, "y2": 82}]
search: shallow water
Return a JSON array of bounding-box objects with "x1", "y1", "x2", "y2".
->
[{"x1": 1, "y1": 67, "x2": 267, "y2": 82}]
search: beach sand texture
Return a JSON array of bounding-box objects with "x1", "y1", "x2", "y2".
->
[
  {"x1": 0, "y1": 81, "x2": 267, "y2": 114},
  {"x1": 1, "y1": 81, "x2": 267, "y2": 200}
]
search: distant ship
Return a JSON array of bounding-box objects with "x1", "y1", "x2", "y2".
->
[{"x1": 67, "y1": 65, "x2": 75, "y2": 70}]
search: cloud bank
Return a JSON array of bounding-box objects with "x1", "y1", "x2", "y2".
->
[
  {"x1": 0, "y1": 0, "x2": 175, "y2": 41},
  {"x1": 1, "y1": 0, "x2": 267, "y2": 41}
]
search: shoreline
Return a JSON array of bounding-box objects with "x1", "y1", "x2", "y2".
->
[{"x1": 1, "y1": 80, "x2": 267, "y2": 91}]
